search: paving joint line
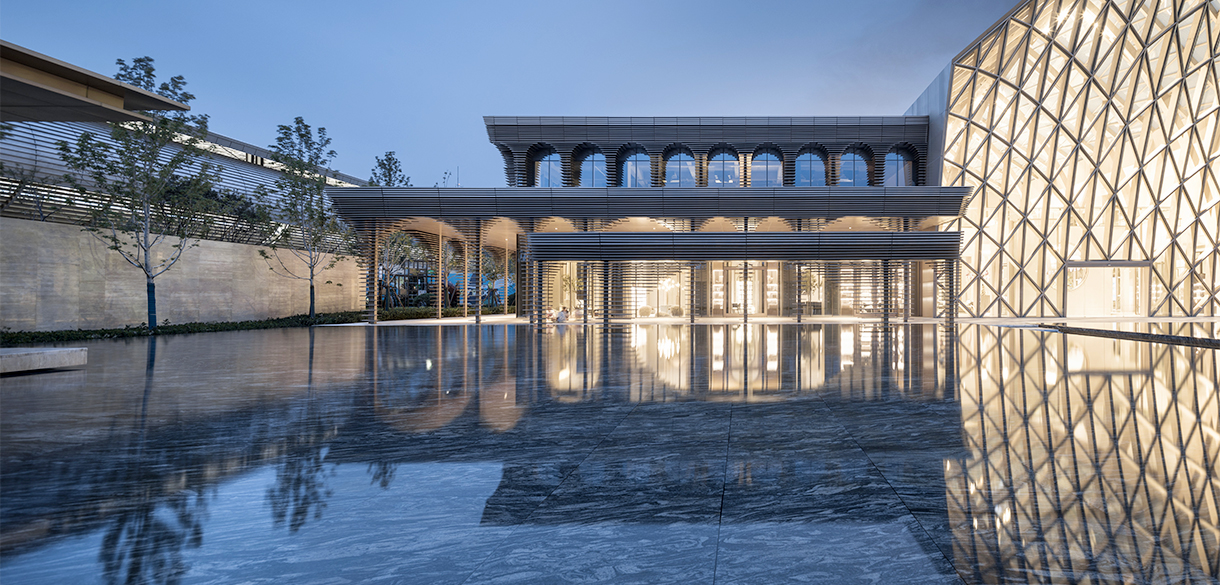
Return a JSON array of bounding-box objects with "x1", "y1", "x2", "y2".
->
[{"x1": 458, "y1": 401, "x2": 641, "y2": 584}]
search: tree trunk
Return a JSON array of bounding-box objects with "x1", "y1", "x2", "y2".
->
[
  {"x1": 309, "y1": 282, "x2": 316, "y2": 319},
  {"x1": 147, "y1": 279, "x2": 157, "y2": 331}
]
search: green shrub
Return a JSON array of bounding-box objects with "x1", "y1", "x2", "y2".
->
[{"x1": 3, "y1": 306, "x2": 523, "y2": 346}]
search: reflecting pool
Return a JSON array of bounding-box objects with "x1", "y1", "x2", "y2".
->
[{"x1": 1, "y1": 323, "x2": 1216, "y2": 584}]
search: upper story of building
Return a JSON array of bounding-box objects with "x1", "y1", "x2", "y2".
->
[{"x1": 485, "y1": 116, "x2": 931, "y2": 189}]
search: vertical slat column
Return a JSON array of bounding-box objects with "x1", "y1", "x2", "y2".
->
[
  {"x1": 359, "y1": 225, "x2": 381, "y2": 324},
  {"x1": 601, "y1": 262, "x2": 611, "y2": 325},
  {"x1": 436, "y1": 227, "x2": 444, "y2": 319},
  {"x1": 689, "y1": 263, "x2": 696, "y2": 324},
  {"x1": 461, "y1": 240, "x2": 468, "y2": 317},
  {"x1": 475, "y1": 219, "x2": 483, "y2": 323},
  {"x1": 695, "y1": 153, "x2": 707, "y2": 187},
  {"x1": 825, "y1": 263, "x2": 841, "y2": 316}
]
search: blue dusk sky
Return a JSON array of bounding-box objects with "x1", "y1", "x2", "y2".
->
[{"x1": 1, "y1": 0, "x2": 1015, "y2": 187}]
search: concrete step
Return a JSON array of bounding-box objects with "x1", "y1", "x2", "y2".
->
[{"x1": 0, "y1": 348, "x2": 87, "y2": 374}]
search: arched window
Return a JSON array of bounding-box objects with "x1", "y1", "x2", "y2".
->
[
  {"x1": 839, "y1": 151, "x2": 869, "y2": 186},
  {"x1": 534, "y1": 152, "x2": 562, "y2": 187},
  {"x1": 750, "y1": 152, "x2": 782, "y2": 187},
  {"x1": 883, "y1": 150, "x2": 914, "y2": 186},
  {"x1": 579, "y1": 152, "x2": 607, "y2": 187},
  {"x1": 620, "y1": 152, "x2": 650, "y2": 187},
  {"x1": 795, "y1": 152, "x2": 826, "y2": 186},
  {"x1": 665, "y1": 152, "x2": 696, "y2": 187},
  {"x1": 708, "y1": 151, "x2": 739, "y2": 187}
]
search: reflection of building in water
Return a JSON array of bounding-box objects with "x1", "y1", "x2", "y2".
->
[
  {"x1": 541, "y1": 323, "x2": 954, "y2": 402},
  {"x1": 951, "y1": 325, "x2": 1219, "y2": 582},
  {"x1": 371, "y1": 325, "x2": 524, "y2": 433}
]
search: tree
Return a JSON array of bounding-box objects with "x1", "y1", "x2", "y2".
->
[
  {"x1": 57, "y1": 57, "x2": 219, "y2": 331},
  {"x1": 367, "y1": 151, "x2": 410, "y2": 187},
  {"x1": 258, "y1": 117, "x2": 349, "y2": 319}
]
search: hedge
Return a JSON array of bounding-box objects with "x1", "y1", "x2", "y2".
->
[{"x1": 1, "y1": 305, "x2": 517, "y2": 345}]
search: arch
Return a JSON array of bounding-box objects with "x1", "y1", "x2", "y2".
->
[
  {"x1": 697, "y1": 217, "x2": 740, "y2": 232},
  {"x1": 706, "y1": 144, "x2": 740, "y2": 187},
  {"x1": 602, "y1": 217, "x2": 674, "y2": 232},
  {"x1": 662, "y1": 143, "x2": 697, "y2": 187},
  {"x1": 526, "y1": 143, "x2": 559, "y2": 187},
  {"x1": 838, "y1": 144, "x2": 874, "y2": 186},
  {"x1": 883, "y1": 143, "x2": 919, "y2": 187},
  {"x1": 795, "y1": 144, "x2": 828, "y2": 186},
  {"x1": 572, "y1": 143, "x2": 606, "y2": 187},
  {"x1": 535, "y1": 216, "x2": 579, "y2": 232},
  {"x1": 617, "y1": 143, "x2": 651, "y2": 187},
  {"x1": 754, "y1": 217, "x2": 794, "y2": 232},
  {"x1": 750, "y1": 145, "x2": 783, "y2": 187}
]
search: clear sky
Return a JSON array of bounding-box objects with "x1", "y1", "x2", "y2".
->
[{"x1": 2, "y1": 0, "x2": 1016, "y2": 187}]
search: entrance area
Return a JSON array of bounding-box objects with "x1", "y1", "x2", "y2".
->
[{"x1": 1065, "y1": 264, "x2": 1149, "y2": 317}]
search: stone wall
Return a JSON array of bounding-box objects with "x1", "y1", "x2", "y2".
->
[{"x1": 0, "y1": 217, "x2": 362, "y2": 331}]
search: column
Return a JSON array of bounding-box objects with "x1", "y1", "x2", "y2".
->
[
  {"x1": 475, "y1": 219, "x2": 483, "y2": 323},
  {"x1": 436, "y1": 227, "x2": 444, "y2": 320}
]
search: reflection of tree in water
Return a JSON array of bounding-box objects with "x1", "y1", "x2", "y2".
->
[
  {"x1": 367, "y1": 461, "x2": 398, "y2": 489},
  {"x1": 266, "y1": 402, "x2": 338, "y2": 533},
  {"x1": 96, "y1": 337, "x2": 209, "y2": 585},
  {"x1": 99, "y1": 487, "x2": 206, "y2": 585}
]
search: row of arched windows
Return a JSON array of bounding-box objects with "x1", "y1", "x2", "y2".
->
[{"x1": 531, "y1": 145, "x2": 917, "y2": 188}]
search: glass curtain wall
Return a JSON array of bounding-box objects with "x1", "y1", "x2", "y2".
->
[
  {"x1": 580, "y1": 153, "x2": 607, "y2": 187},
  {"x1": 708, "y1": 151, "x2": 739, "y2": 187},
  {"x1": 883, "y1": 151, "x2": 913, "y2": 186},
  {"x1": 665, "y1": 153, "x2": 696, "y2": 186},
  {"x1": 620, "y1": 152, "x2": 651, "y2": 187},
  {"x1": 839, "y1": 152, "x2": 869, "y2": 186},
  {"x1": 795, "y1": 152, "x2": 827, "y2": 186},
  {"x1": 750, "y1": 153, "x2": 782, "y2": 187},
  {"x1": 534, "y1": 153, "x2": 562, "y2": 187}
]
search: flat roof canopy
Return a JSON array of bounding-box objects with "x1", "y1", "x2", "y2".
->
[
  {"x1": 0, "y1": 40, "x2": 188, "y2": 123},
  {"x1": 328, "y1": 186, "x2": 972, "y2": 227}
]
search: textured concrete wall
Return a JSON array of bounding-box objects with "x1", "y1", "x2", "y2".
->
[{"x1": 0, "y1": 217, "x2": 362, "y2": 331}]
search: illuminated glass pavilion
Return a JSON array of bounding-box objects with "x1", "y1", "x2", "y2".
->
[{"x1": 911, "y1": 0, "x2": 1220, "y2": 318}]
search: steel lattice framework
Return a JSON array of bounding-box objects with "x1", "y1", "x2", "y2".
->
[{"x1": 941, "y1": 0, "x2": 1220, "y2": 317}]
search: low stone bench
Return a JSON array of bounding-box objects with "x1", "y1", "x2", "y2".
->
[{"x1": 0, "y1": 348, "x2": 88, "y2": 374}]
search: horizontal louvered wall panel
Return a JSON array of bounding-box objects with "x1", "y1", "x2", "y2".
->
[
  {"x1": 328, "y1": 186, "x2": 971, "y2": 221},
  {"x1": 526, "y1": 232, "x2": 961, "y2": 261}
]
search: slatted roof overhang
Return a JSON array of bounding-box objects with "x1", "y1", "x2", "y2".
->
[
  {"x1": 328, "y1": 186, "x2": 972, "y2": 224},
  {"x1": 525, "y1": 232, "x2": 962, "y2": 262},
  {"x1": 483, "y1": 116, "x2": 929, "y2": 143},
  {"x1": 0, "y1": 40, "x2": 188, "y2": 123}
]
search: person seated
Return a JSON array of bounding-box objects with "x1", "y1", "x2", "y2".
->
[{"x1": 556, "y1": 306, "x2": 569, "y2": 323}]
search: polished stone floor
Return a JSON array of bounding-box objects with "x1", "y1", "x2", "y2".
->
[{"x1": 1, "y1": 322, "x2": 1216, "y2": 584}]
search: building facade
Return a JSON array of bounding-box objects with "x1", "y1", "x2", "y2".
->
[{"x1": 331, "y1": 117, "x2": 970, "y2": 323}]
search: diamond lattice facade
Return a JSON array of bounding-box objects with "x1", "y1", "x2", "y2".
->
[{"x1": 926, "y1": 0, "x2": 1220, "y2": 317}]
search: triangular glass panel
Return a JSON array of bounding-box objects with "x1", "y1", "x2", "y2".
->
[
  {"x1": 960, "y1": 44, "x2": 979, "y2": 69},
  {"x1": 1004, "y1": 20, "x2": 1031, "y2": 66},
  {"x1": 1033, "y1": 0, "x2": 1058, "y2": 35},
  {"x1": 1056, "y1": 0, "x2": 1083, "y2": 48},
  {"x1": 979, "y1": 29, "x2": 1004, "y2": 72},
  {"x1": 1181, "y1": 8, "x2": 1207, "y2": 70},
  {"x1": 949, "y1": 69, "x2": 977, "y2": 116}
]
